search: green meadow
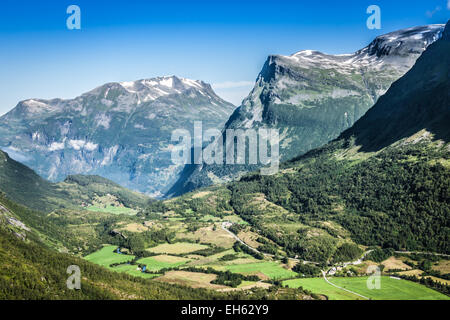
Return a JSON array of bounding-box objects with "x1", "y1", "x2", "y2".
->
[
  {"x1": 331, "y1": 276, "x2": 450, "y2": 300},
  {"x1": 283, "y1": 277, "x2": 364, "y2": 300},
  {"x1": 283, "y1": 276, "x2": 450, "y2": 300},
  {"x1": 224, "y1": 261, "x2": 297, "y2": 280},
  {"x1": 84, "y1": 245, "x2": 135, "y2": 268}
]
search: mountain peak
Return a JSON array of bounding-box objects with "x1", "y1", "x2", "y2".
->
[
  {"x1": 340, "y1": 21, "x2": 450, "y2": 151},
  {"x1": 119, "y1": 75, "x2": 208, "y2": 93},
  {"x1": 359, "y1": 24, "x2": 444, "y2": 59},
  {"x1": 0, "y1": 74, "x2": 235, "y2": 197}
]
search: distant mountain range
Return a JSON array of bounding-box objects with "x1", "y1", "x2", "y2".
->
[
  {"x1": 0, "y1": 25, "x2": 446, "y2": 200},
  {"x1": 169, "y1": 24, "x2": 445, "y2": 196},
  {"x1": 0, "y1": 76, "x2": 235, "y2": 197}
]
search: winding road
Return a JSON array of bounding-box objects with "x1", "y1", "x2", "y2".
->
[{"x1": 321, "y1": 270, "x2": 370, "y2": 300}]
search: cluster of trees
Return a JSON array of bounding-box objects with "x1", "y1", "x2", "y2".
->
[
  {"x1": 211, "y1": 270, "x2": 259, "y2": 288},
  {"x1": 292, "y1": 263, "x2": 322, "y2": 277},
  {"x1": 233, "y1": 242, "x2": 264, "y2": 260},
  {"x1": 332, "y1": 243, "x2": 363, "y2": 263},
  {"x1": 219, "y1": 254, "x2": 239, "y2": 261}
]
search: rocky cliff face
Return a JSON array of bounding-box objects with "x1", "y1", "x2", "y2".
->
[
  {"x1": 341, "y1": 21, "x2": 450, "y2": 150},
  {"x1": 168, "y1": 24, "x2": 445, "y2": 196},
  {"x1": 0, "y1": 76, "x2": 235, "y2": 197}
]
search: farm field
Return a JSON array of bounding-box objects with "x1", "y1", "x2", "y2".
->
[
  {"x1": 84, "y1": 245, "x2": 135, "y2": 268},
  {"x1": 153, "y1": 271, "x2": 227, "y2": 289},
  {"x1": 330, "y1": 276, "x2": 450, "y2": 300},
  {"x1": 86, "y1": 205, "x2": 137, "y2": 215},
  {"x1": 283, "y1": 276, "x2": 450, "y2": 300},
  {"x1": 137, "y1": 255, "x2": 190, "y2": 271},
  {"x1": 111, "y1": 264, "x2": 161, "y2": 279},
  {"x1": 146, "y1": 242, "x2": 209, "y2": 254},
  {"x1": 177, "y1": 225, "x2": 235, "y2": 248},
  {"x1": 283, "y1": 278, "x2": 362, "y2": 300},
  {"x1": 222, "y1": 261, "x2": 297, "y2": 280},
  {"x1": 432, "y1": 260, "x2": 450, "y2": 273}
]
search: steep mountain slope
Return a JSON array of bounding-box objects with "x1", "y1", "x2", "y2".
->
[
  {"x1": 157, "y1": 22, "x2": 450, "y2": 260},
  {"x1": 0, "y1": 149, "x2": 149, "y2": 212},
  {"x1": 0, "y1": 76, "x2": 235, "y2": 197},
  {"x1": 170, "y1": 24, "x2": 445, "y2": 196}
]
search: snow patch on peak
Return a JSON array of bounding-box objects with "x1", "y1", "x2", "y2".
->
[
  {"x1": 181, "y1": 78, "x2": 203, "y2": 89},
  {"x1": 295, "y1": 50, "x2": 320, "y2": 56},
  {"x1": 160, "y1": 77, "x2": 173, "y2": 88},
  {"x1": 21, "y1": 99, "x2": 58, "y2": 114},
  {"x1": 120, "y1": 81, "x2": 137, "y2": 92}
]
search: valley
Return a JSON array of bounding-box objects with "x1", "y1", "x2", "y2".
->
[{"x1": 0, "y1": 21, "x2": 449, "y2": 301}]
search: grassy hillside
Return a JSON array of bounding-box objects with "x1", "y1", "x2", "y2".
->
[{"x1": 0, "y1": 150, "x2": 149, "y2": 212}]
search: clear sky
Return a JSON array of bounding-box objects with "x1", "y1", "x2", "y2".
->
[{"x1": 0, "y1": 0, "x2": 449, "y2": 115}]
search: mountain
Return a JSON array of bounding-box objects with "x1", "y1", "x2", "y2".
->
[
  {"x1": 0, "y1": 149, "x2": 149, "y2": 212},
  {"x1": 0, "y1": 76, "x2": 235, "y2": 198},
  {"x1": 169, "y1": 24, "x2": 445, "y2": 196},
  {"x1": 155, "y1": 21, "x2": 450, "y2": 261},
  {"x1": 340, "y1": 24, "x2": 450, "y2": 150}
]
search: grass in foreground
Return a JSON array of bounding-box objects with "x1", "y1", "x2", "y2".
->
[
  {"x1": 283, "y1": 277, "x2": 364, "y2": 300},
  {"x1": 330, "y1": 276, "x2": 450, "y2": 300},
  {"x1": 283, "y1": 276, "x2": 450, "y2": 300}
]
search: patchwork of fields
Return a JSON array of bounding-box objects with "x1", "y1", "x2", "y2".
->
[{"x1": 81, "y1": 203, "x2": 449, "y2": 301}]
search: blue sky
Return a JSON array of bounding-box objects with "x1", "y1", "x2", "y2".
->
[{"x1": 0, "y1": 0, "x2": 449, "y2": 114}]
